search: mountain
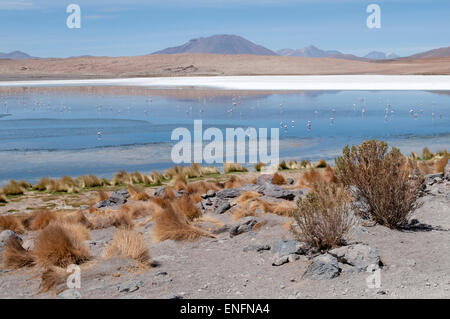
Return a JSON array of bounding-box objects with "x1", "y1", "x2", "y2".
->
[
  {"x1": 152, "y1": 34, "x2": 277, "y2": 56},
  {"x1": 0, "y1": 51, "x2": 35, "y2": 60},
  {"x1": 277, "y1": 45, "x2": 365, "y2": 61},
  {"x1": 364, "y1": 51, "x2": 399, "y2": 60},
  {"x1": 277, "y1": 45, "x2": 338, "y2": 58},
  {"x1": 406, "y1": 46, "x2": 450, "y2": 59}
]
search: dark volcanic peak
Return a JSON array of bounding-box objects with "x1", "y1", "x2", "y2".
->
[
  {"x1": 153, "y1": 34, "x2": 278, "y2": 56},
  {"x1": 0, "y1": 50, "x2": 35, "y2": 60}
]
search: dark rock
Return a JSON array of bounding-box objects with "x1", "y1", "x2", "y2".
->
[
  {"x1": 286, "y1": 178, "x2": 295, "y2": 185},
  {"x1": 328, "y1": 244, "x2": 381, "y2": 272},
  {"x1": 214, "y1": 201, "x2": 231, "y2": 214},
  {"x1": 229, "y1": 217, "x2": 259, "y2": 237},
  {"x1": 261, "y1": 183, "x2": 296, "y2": 200},
  {"x1": 95, "y1": 188, "x2": 129, "y2": 208},
  {"x1": 243, "y1": 244, "x2": 271, "y2": 253},
  {"x1": 303, "y1": 254, "x2": 340, "y2": 280},
  {"x1": 166, "y1": 293, "x2": 183, "y2": 299},
  {"x1": 201, "y1": 190, "x2": 216, "y2": 199},
  {"x1": 118, "y1": 279, "x2": 144, "y2": 293},
  {"x1": 216, "y1": 184, "x2": 264, "y2": 199}
]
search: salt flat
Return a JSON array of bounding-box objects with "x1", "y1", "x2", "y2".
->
[{"x1": 1, "y1": 75, "x2": 450, "y2": 90}]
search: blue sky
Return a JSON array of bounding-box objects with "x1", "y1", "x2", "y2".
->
[{"x1": 0, "y1": 0, "x2": 448, "y2": 57}]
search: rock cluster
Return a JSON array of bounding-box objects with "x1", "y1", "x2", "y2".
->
[{"x1": 95, "y1": 189, "x2": 130, "y2": 208}]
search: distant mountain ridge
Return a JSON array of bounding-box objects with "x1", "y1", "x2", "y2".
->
[
  {"x1": 152, "y1": 34, "x2": 277, "y2": 56},
  {"x1": 405, "y1": 46, "x2": 450, "y2": 59},
  {"x1": 0, "y1": 51, "x2": 35, "y2": 60},
  {"x1": 277, "y1": 45, "x2": 399, "y2": 61}
]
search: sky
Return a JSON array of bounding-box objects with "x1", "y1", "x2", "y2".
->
[{"x1": 0, "y1": 0, "x2": 449, "y2": 58}]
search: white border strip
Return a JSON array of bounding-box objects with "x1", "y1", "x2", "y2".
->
[{"x1": 0, "y1": 75, "x2": 449, "y2": 90}]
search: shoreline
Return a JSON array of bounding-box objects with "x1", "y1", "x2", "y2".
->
[{"x1": 1, "y1": 75, "x2": 450, "y2": 91}]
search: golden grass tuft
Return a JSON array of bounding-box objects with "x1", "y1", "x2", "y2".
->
[
  {"x1": 171, "y1": 194, "x2": 201, "y2": 221},
  {"x1": 104, "y1": 229, "x2": 150, "y2": 266},
  {"x1": 434, "y1": 155, "x2": 448, "y2": 173},
  {"x1": 252, "y1": 199, "x2": 298, "y2": 217},
  {"x1": 2, "y1": 237, "x2": 34, "y2": 269},
  {"x1": 0, "y1": 192, "x2": 7, "y2": 203},
  {"x1": 39, "y1": 267, "x2": 67, "y2": 293},
  {"x1": 224, "y1": 175, "x2": 246, "y2": 189},
  {"x1": 0, "y1": 215, "x2": 25, "y2": 234},
  {"x1": 254, "y1": 162, "x2": 266, "y2": 172},
  {"x1": 315, "y1": 159, "x2": 328, "y2": 168},
  {"x1": 28, "y1": 210, "x2": 59, "y2": 231},
  {"x1": 422, "y1": 147, "x2": 433, "y2": 160},
  {"x1": 2, "y1": 180, "x2": 25, "y2": 195},
  {"x1": 224, "y1": 162, "x2": 248, "y2": 173},
  {"x1": 96, "y1": 190, "x2": 110, "y2": 202},
  {"x1": 34, "y1": 223, "x2": 91, "y2": 268},
  {"x1": 272, "y1": 172, "x2": 286, "y2": 185},
  {"x1": 152, "y1": 205, "x2": 213, "y2": 242}
]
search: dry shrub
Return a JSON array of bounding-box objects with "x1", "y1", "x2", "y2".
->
[
  {"x1": 112, "y1": 170, "x2": 131, "y2": 185},
  {"x1": 2, "y1": 237, "x2": 34, "y2": 269},
  {"x1": 255, "y1": 200, "x2": 298, "y2": 217},
  {"x1": 296, "y1": 168, "x2": 321, "y2": 188},
  {"x1": 422, "y1": 147, "x2": 433, "y2": 160},
  {"x1": 272, "y1": 173, "x2": 286, "y2": 185},
  {"x1": 254, "y1": 162, "x2": 266, "y2": 172},
  {"x1": 417, "y1": 160, "x2": 434, "y2": 174},
  {"x1": 52, "y1": 221, "x2": 91, "y2": 241},
  {"x1": 120, "y1": 202, "x2": 155, "y2": 219},
  {"x1": 323, "y1": 165, "x2": 337, "y2": 183},
  {"x1": 287, "y1": 160, "x2": 303, "y2": 170},
  {"x1": 278, "y1": 160, "x2": 289, "y2": 170},
  {"x1": 335, "y1": 140, "x2": 423, "y2": 228},
  {"x1": 434, "y1": 155, "x2": 448, "y2": 173},
  {"x1": 224, "y1": 175, "x2": 246, "y2": 189},
  {"x1": 33, "y1": 177, "x2": 53, "y2": 191},
  {"x1": 187, "y1": 180, "x2": 220, "y2": 195},
  {"x1": 292, "y1": 183, "x2": 355, "y2": 251},
  {"x1": 88, "y1": 210, "x2": 133, "y2": 229},
  {"x1": 152, "y1": 206, "x2": 212, "y2": 242},
  {"x1": 128, "y1": 185, "x2": 150, "y2": 201},
  {"x1": 0, "y1": 215, "x2": 25, "y2": 234},
  {"x1": 162, "y1": 187, "x2": 176, "y2": 200},
  {"x1": 171, "y1": 194, "x2": 201, "y2": 221},
  {"x1": 28, "y1": 210, "x2": 59, "y2": 231},
  {"x1": 34, "y1": 223, "x2": 90, "y2": 267},
  {"x1": 39, "y1": 267, "x2": 67, "y2": 293},
  {"x1": 96, "y1": 190, "x2": 110, "y2": 202},
  {"x1": 2, "y1": 180, "x2": 25, "y2": 195},
  {"x1": 224, "y1": 162, "x2": 248, "y2": 173},
  {"x1": 104, "y1": 229, "x2": 150, "y2": 266},
  {"x1": 315, "y1": 159, "x2": 328, "y2": 168}
]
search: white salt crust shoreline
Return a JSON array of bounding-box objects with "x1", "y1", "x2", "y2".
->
[{"x1": 0, "y1": 75, "x2": 450, "y2": 91}]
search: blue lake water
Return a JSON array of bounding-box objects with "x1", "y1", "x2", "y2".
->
[{"x1": 0, "y1": 88, "x2": 449, "y2": 185}]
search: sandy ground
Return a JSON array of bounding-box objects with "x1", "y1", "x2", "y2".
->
[
  {"x1": 0, "y1": 171, "x2": 449, "y2": 299},
  {"x1": 0, "y1": 54, "x2": 450, "y2": 82}
]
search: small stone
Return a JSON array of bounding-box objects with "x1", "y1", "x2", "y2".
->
[
  {"x1": 243, "y1": 244, "x2": 271, "y2": 253},
  {"x1": 118, "y1": 280, "x2": 144, "y2": 293},
  {"x1": 166, "y1": 293, "x2": 183, "y2": 299},
  {"x1": 286, "y1": 178, "x2": 295, "y2": 185},
  {"x1": 155, "y1": 271, "x2": 168, "y2": 276}
]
